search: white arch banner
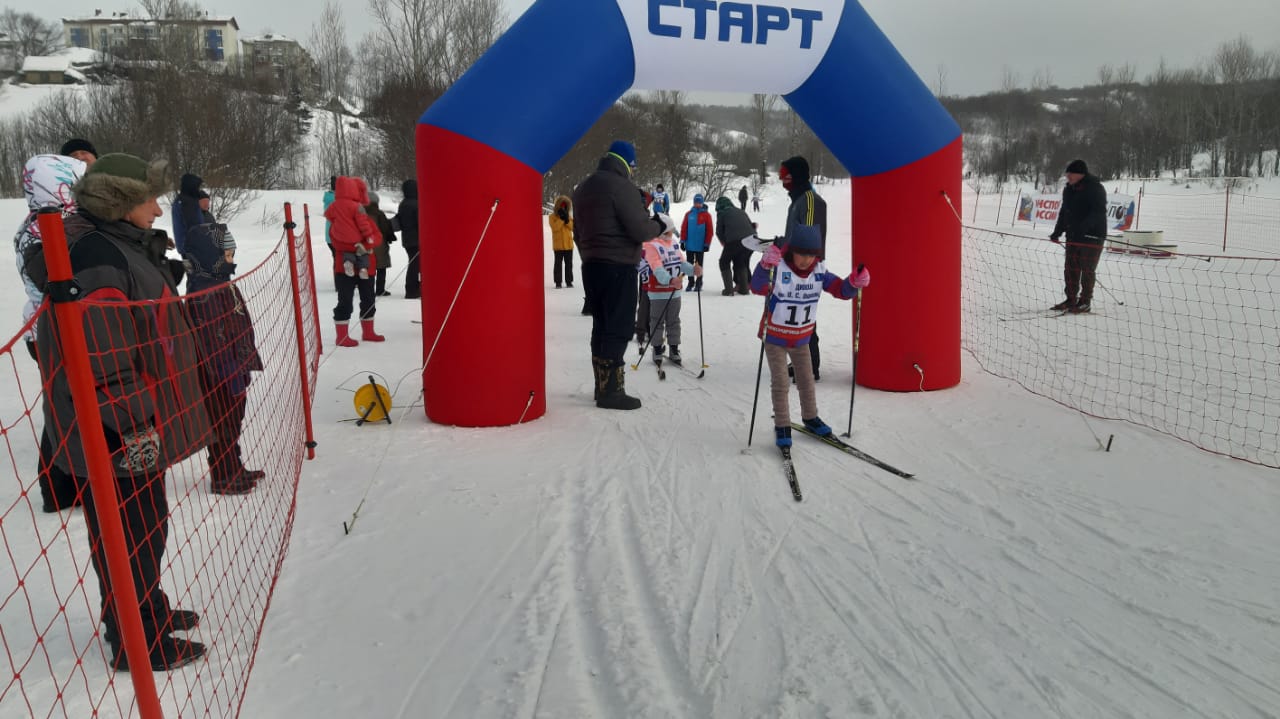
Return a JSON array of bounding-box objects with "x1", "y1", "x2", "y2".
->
[{"x1": 616, "y1": 0, "x2": 847, "y2": 94}]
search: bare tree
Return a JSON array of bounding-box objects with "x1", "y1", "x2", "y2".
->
[
  {"x1": 1, "y1": 9, "x2": 61, "y2": 61},
  {"x1": 750, "y1": 93, "x2": 778, "y2": 182},
  {"x1": 365, "y1": 0, "x2": 507, "y2": 86},
  {"x1": 934, "y1": 64, "x2": 948, "y2": 98},
  {"x1": 308, "y1": 2, "x2": 354, "y2": 175}
]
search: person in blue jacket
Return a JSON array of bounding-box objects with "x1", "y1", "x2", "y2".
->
[{"x1": 679, "y1": 194, "x2": 713, "y2": 292}]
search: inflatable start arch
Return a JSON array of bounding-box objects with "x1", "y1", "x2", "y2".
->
[{"x1": 417, "y1": 0, "x2": 962, "y2": 427}]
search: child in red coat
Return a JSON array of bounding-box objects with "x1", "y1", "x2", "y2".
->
[{"x1": 323, "y1": 177, "x2": 384, "y2": 345}]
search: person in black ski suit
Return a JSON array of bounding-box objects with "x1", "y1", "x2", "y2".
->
[
  {"x1": 573, "y1": 140, "x2": 672, "y2": 410},
  {"x1": 1049, "y1": 159, "x2": 1108, "y2": 313},
  {"x1": 715, "y1": 196, "x2": 755, "y2": 295},
  {"x1": 398, "y1": 180, "x2": 421, "y2": 299}
]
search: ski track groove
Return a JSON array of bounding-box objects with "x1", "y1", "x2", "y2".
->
[
  {"x1": 523, "y1": 601, "x2": 570, "y2": 719},
  {"x1": 392, "y1": 522, "x2": 538, "y2": 719}
]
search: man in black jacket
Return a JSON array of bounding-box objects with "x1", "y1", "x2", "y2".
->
[
  {"x1": 398, "y1": 180, "x2": 420, "y2": 299},
  {"x1": 780, "y1": 156, "x2": 828, "y2": 379},
  {"x1": 1049, "y1": 159, "x2": 1108, "y2": 313},
  {"x1": 573, "y1": 140, "x2": 672, "y2": 410}
]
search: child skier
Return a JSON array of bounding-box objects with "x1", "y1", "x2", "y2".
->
[
  {"x1": 640, "y1": 214, "x2": 701, "y2": 364},
  {"x1": 751, "y1": 224, "x2": 870, "y2": 447}
]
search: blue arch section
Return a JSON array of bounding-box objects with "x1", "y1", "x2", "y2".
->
[
  {"x1": 785, "y1": 2, "x2": 960, "y2": 177},
  {"x1": 420, "y1": 0, "x2": 634, "y2": 173}
]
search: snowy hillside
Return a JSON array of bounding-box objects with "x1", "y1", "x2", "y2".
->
[{"x1": 2, "y1": 177, "x2": 1277, "y2": 717}]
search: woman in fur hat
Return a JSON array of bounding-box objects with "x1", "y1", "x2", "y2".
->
[{"x1": 31, "y1": 153, "x2": 210, "y2": 672}]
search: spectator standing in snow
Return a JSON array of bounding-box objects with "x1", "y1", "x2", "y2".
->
[
  {"x1": 323, "y1": 176, "x2": 384, "y2": 347},
  {"x1": 398, "y1": 179, "x2": 421, "y2": 299},
  {"x1": 181, "y1": 191, "x2": 265, "y2": 495},
  {"x1": 679, "y1": 194, "x2": 712, "y2": 292},
  {"x1": 366, "y1": 191, "x2": 396, "y2": 296},
  {"x1": 171, "y1": 172, "x2": 210, "y2": 254},
  {"x1": 714, "y1": 196, "x2": 755, "y2": 296},
  {"x1": 549, "y1": 195, "x2": 575, "y2": 288},
  {"x1": 573, "y1": 140, "x2": 672, "y2": 410},
  {"x1": 13, "y1": 139, "x2": 97, "y2": 512},
  {"x1": 751, "y1": 224, "x2": 869, "y2": 448},
  {"x1": 32, "y1": 153, "x2": 210, "y2": 670},
  {"x1": 640, "y1": 213, "x2": 699, "y2": 365},
  {"x1": 1049, "y1": 159, "x2": 1108, "y2": 314},
  {"x1": 779, "y1": 155, "x2": 829, "y2": 380},
  {"x1": 752, "y1": 190, "x2": 761, "y2": 212},
  {"x1": 738, "y1": 184, "x2": 749, "y2": 210}
]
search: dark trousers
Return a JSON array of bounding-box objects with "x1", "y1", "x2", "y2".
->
[
  {"x1": 809, "y1": 330, "x2": 821, "y2": 378},
  {"x1": 718, "y1": 242, "x2": 752, "y2": 292},
  {"x1": 38, "y1": 430, "x2": 80, "y2": 510},
  {"x1": 375, "y1": 267, "x2": 388, "y2": 295},
  {"x1": 81, "y1": 472, "x2": 171, "y2": 640},
  {"x1": 205, "y1": 391, "x2": 248, "y2": 481},
  {"x1": 635, "y1": 285, "x2": 651, "y2": 338},
  {"x1": 403, "y1": 245, "x2": 421, "y2": 297},
  {"x1": 553, "y1": 249, "x2": 575, "y2": 286},
  {"x1": 582, "y1": 261, "x2": 638, "y2": 362},
  {"x1": 334, "y1": 273, "x2": 376, "y2": 322},
  {"x1": 1064, "y1": 241, "x2": 1104, "y2": 303},
  {"x1": 685, "y1": 250, "x2": 705, "y2": 288}
]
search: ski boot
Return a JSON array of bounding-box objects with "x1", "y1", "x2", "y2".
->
[{"x1": 802, "y1": 416, "x2": 833, "y2": 437}]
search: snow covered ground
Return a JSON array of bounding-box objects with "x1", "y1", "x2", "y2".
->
[{"x1": 3, "y1": 175, "x2": 1278, "y2": 718}]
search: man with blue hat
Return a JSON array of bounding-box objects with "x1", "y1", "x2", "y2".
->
[{"x1": 573, "y1": 140, "x2": 674, "y2": 410}]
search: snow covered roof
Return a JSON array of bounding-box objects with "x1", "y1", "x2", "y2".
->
[
  {"x1": 52, "y1": 46, "x2": 105, "y2": 65},
  {"x1": 62, "y1": 13, "x2": 239, "y2": 29},
  {"x1": 243, "y1": 33, "x2": 298, "y2": 44},
  {"x1": 21, "y1": 56, "x2": 71, "y2": 73}
]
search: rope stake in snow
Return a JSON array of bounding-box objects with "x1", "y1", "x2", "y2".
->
[
  {"x1": 423, "y1": 198, "x2": 500, "y2": 373},
  {"x1": 517, "y1": 391, "x2": 536, "y2": 424},
  {"x1": 941, "y1": 189, "x2": 964, "y2": 224}
]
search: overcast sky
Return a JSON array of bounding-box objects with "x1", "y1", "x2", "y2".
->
[{"x1": 36, "y1": 0, "x2": 1280, "y2": 101}]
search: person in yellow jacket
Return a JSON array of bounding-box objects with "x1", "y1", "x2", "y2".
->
[{"x1": 549, "y1": 194, "x2": 575, "y2": 288}]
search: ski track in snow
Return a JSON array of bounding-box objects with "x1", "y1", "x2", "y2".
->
[{"x1": 90, "y1": 187, "x2": 1275, "y2": 719}]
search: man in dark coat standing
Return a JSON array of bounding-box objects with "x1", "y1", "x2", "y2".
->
[
  {"x1": 780, "y1": 156, "x2": 828, "y2": 379},
  {"x1": 573, "y1": 140, "x2": 672, "y2": 410},
  {"x1": 1049, "y1": 159, "x2": 1108, "y2": 313},
  {"x1": 398, "y1": 180, "x2": 420, "y2": 299},
  {"x1": 715, "y1": 196, "x2": 755, "y2": 295}
]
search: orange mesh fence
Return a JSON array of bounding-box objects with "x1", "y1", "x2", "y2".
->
[
  {"x1": 963, "y1": 225, "x2": 1280, "y2": 467},
  {"x1": 1, "y1": 205, "x2": 318, "y2": 718}
]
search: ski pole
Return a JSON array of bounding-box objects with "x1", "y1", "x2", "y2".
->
[
  {"x1": 746, "y1": 266, "x2": 774, "y2": 447},
  {"x1": 696, "y1": 266, "x2": 707, "y2": 370},
  {"x1": 842, "y1": 286, "x2": 863, "y2": 438},
  {"x1": 1094, "y1": 276, "x2": 1125, "y2": 306},
  {"x1": 631, "y1": 276, "x2": 679, "y2": 369}
]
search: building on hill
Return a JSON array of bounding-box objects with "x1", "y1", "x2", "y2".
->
[
  {"x1": 20, "y1": 55, "x2": 80, "y2": 84},
  {"x1": 0, "y1": 32, "x2": 18, "y2": 74},
  {"x1": 62, "y1": 10, "x2": 239, "y2": 65},
  {"x1": 240, "y1": 33, "x2": 317, "y2": 96}
]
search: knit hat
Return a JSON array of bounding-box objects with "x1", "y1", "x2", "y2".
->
[
  {"x1": 179, "y1": 172, "x2": 203, "y2": 198},
  {"x1": 693, "y1": 193, "x2": 704, "y2": 204},
  {"x1": 401, "y1": 179, "x2": 417, "y2": 199},
  {"x1": 59, "y1": 138, "x2": 98, "y2": 158},
  {"x1": 715, "y1": 196, "x2": 734, "y2": 212},
  {"x1": 608, "y1": 140, "x2": 637, "y2": 171},
  {"x1": 788, "y1": 224, "x2": 822, "y2": 254},
  {"x1": 73, "y1": 153, "x2": 168, "y2": 221},
  {"x1": 1065, "y1": 159, "x2": 1088, "y2": 175}
]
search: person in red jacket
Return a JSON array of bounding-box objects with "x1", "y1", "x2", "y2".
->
[{"x1": 323, "y1": 176, "x2": 384, "y2": 346}]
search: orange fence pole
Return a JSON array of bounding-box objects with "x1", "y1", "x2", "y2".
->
[
  {"x1": 283, "y1": 203, "x2": 318, "y2": 460},
  {"x1": 36, "y1": 208, "x2": 165, "y2": 719},
  {"x1": 302, "y1": 203, "x2": 323, "y2": 357}
]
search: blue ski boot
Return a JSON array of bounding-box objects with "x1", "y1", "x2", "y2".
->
[
  {"x1": 774, "y1": 426, "x2": 792, "y2": 448},
  {"x1": 802, "y1": 416, "x2": 833, "y2": 437}
]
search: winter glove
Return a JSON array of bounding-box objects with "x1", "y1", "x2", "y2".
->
[
  {"x1": 26, "y1": 339, "x2": 37, "y2": 361},
  {"x1": 680, "y1": 241, "x2": 687, "y2": 251},
  {"x1": 1049, "y1": 233, "x2": 1061, "y2": 244},
  {"x1": 356, "y1": 243, "x2": 371, "y2": 256},
  {"x1": 168, "y1": 258, "x2": 186, "y2": 287},
  {"x1": 849, "y1": 266, "x2": 871, "y2": 289},
  {"x1": 118, "y1": 426, "x2": 161, "y2": 473},
  {"x1": 760, "y1": 243, "x2": 784, "y2": 269}
]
